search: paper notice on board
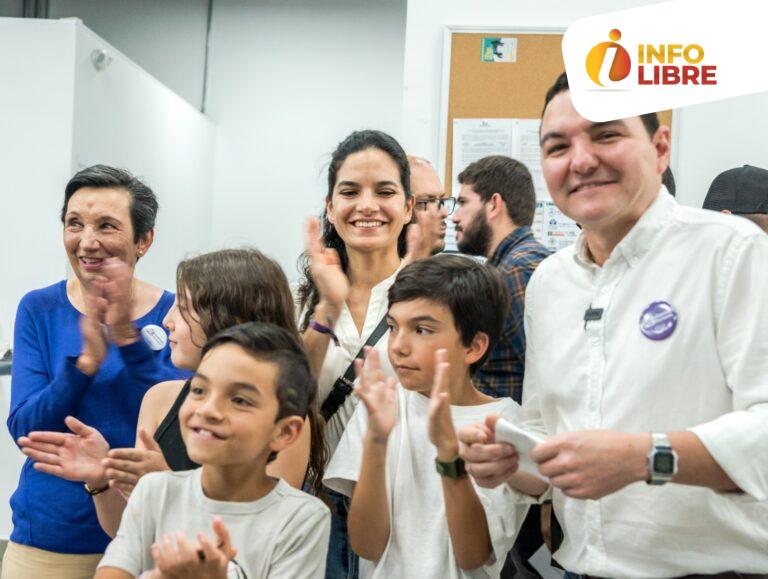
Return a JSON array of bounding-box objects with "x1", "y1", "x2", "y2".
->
[
  {"x1": 531, "y1": 200, "x2": 581, "y2": 252},
  {"x1": 512, "y1": 119, "x2": 548, "y2": 200},
  {"x1": 452, "y1": 118, "x2": 580, "y2": 253},
  {"x1": 452, "y1": 119, "x2": 515, "y2": 195}
]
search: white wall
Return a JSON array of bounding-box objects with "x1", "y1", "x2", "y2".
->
[
  {"x1": 73, "y1": 22, "x2": 216, "y2": 293},
  {"x1": 50, "y1": 0, "x2": 210, "y2": 110},
  {"x1": 673, "y1": 95, "x2": 768, "y2": 209},
  {"x1": 0, "y1": 17, "x2": 77, "y2": 540},
  {"x1": 206, "y1": 0, "x2": 406, "y2": 281},
  {"x1": 401, "y1": 0, "x2": 768, "y2": 209},
  {"x1": 0, "y1": 17, "x2": 215, "y2": 539},
  {"x1": 0, "y1": 17, "x2": 76, "y2": 354}
]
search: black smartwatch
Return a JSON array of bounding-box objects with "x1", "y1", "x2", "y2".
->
[
  {"x1": 646, "y1": 432, "x2": 678, "y2": 485},
  {"x1": 435, "y1": 455, "x2": 467, "y2": 479}
]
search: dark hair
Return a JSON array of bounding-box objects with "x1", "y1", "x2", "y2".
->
[
  {"x1": 176, "y1": 248, "x2": 298, "y2": 347},
  {"x1": 179, "y1": 250, "x2": 326, "y2": 495},
  {"x1": 201, "y1": 322, "x2": 324, "y2": 490},
  {"x1": 457, "y1": 156, "x2": 536, "y2": 226},
  {"x1": 542, "y1": 72, "x2": 660, "y2": 139},
  {"x1": 297, "y1": 130, "x2": 412, "y2": 330},
  {"x1": 388, "y1": 254, "x2": 509, "y2": 374},
  {"x1": 202, "y1": 322, "x2": 316, "y2": 421},
  {"x1": 61, "y1": 165, "x2": 158, "y2": 242}
]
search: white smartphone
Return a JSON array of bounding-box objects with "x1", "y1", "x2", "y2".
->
[{"x1": 494, "y1": 418, "x2": 546, "y2": 480}]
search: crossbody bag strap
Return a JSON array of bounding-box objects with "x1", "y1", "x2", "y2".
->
[{"x1": 319, "y1": 316, "x2": 390, "y2": 422}]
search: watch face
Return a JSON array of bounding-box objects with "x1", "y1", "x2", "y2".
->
[{"x1": 653, "y1": 452, "x2": 675, "y2": 474}]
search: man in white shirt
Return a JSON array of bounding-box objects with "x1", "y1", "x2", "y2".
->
[{"x1": 458, "y1": 71, "x2": 768, "y2": 578}]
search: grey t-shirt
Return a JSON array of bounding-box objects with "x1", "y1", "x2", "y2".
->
[{"x1": 98, "y1": 469, "x2": 330, "y2": 578}]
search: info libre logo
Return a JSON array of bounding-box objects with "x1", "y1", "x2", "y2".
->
[{"x1": 585, "y1": 29, "x2": 717, "y2": 87}]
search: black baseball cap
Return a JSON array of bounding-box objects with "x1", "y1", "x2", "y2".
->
[{"x1": 703, "y1": 165, "x2": 768, "y2": 214}]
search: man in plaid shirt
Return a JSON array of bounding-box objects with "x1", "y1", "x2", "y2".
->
[{"x1": 452, "y1": 155, "x2": 550, "y2": 403}]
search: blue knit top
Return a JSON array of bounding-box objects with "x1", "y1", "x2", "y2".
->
[{"x1": 7, "y1": 280, "x2": 188, "y2": 554}]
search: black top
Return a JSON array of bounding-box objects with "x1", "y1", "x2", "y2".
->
[{"x1": 154, "y1": 379, "x2": 199, "y2": 472}]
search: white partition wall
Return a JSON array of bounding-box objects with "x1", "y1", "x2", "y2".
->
[
  {"x1": 72, "y1": 22, "x2": 216, "y2": 293},
  {"x1": 0, "y1": 17, "x2": 215, "y2": 539}
]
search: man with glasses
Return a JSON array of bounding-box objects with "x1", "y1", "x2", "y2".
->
[{"x1": 407, "y1": 156, "x2": 456, "y2": 257}]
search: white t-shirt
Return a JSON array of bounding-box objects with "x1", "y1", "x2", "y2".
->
[
  {"x1": 314, "y1": 268, "x2": 399, "y2": 455},
  {"x1": 324, "y1": 384, "x2": 528, "y2": 579},
  {"x1": 98, "y1": 469, "x2": 330, "y2": 578}
]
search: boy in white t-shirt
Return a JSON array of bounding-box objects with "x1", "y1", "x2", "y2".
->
[
  {"x1": 324, "y1": 255, "x2": 528, "y2": 578},
  {"x1": 96, "y1": 322, "x2": 330, "y2": 579}
]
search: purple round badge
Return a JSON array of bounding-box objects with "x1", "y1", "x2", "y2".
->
[{"x1": 639, "y1": 301, "x2": 677, "y2": 340}]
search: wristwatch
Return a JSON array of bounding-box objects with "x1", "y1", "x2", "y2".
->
[
  {"x1": 646, "y1": 432, "x2": 678, "y2": 485},
  {"x1": 435, "y1": 455, "x2": 467, "y2": 479}
]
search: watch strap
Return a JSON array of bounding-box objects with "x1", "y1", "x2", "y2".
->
[
  {"x1": 435, "y1": 455, "x2": 467, "y2": 479},
  {"x1": 647, "y1": 432, "x2": 678, "y2": 486}
]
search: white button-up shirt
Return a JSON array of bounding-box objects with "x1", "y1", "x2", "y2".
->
[
  {"x1": 316, "y1": 268, "x2": 398, "y2": 456},
  {"x1": 519, "y1": 189, "x2": 768, "y2": 577}
]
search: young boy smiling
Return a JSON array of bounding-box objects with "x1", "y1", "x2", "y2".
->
[
  {"x1": 324, "y1": 255, "x2": 527, "y2": 578},
  {"x1": 95, "y1": 322, "x2": 330, "y2": 579}
]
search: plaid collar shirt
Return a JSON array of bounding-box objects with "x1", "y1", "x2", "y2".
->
[{"x1": 473, "y1": 226, "x2": 550, "y2": 402}]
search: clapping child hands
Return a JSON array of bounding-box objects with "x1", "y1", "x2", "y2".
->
[
  {"x1": 427, "y1": 349, "x2": 460, "y2": 461},
  {"x1": 354, "y1": 347, "x2": 398, "y2": 444},
  {"x1": 103, "y1": 428, "x2": 170, "y2": 496},
  {"x1": 148, "y1": 517, "x2": 237, "y2": 579}
]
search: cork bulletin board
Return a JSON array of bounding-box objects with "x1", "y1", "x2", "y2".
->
[{"x1": 437, "y1": 27, "x2": 674, "y2": 195}]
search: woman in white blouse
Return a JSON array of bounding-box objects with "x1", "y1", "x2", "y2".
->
[{"x1": 298, "y1": 129, "x2": 413, "y2": 579}]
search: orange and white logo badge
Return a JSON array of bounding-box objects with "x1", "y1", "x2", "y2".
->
[{"x1": 562, "y1": 0, "x2": 764, "y2": 121}]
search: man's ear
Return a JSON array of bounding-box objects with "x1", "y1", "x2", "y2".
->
[
  {"x1": 464, "y1": 331, "x2": 490, "y2": 367},
  {"x1": 269, "y1": 416, "x2": 304, "y2": 453},
  {"x1": 486, "y1": 193, "x2": 506, "y2": 222},
  {"x1": 653, "y1": 125, "x2": 672, "y2": 176}
]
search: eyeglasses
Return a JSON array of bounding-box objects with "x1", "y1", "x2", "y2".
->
[{"x1": 414, "y1": 197, "x2": 457, "y2": 215}]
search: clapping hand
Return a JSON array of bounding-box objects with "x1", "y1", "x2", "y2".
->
[
  {"x1": 101, "y1": 257, "x2": 138, "y2": 345},
  {"x1": 404, "y1": 204, "x2": 441, "y2": 263},
  {"x1": 355, "y1": 348, "x2": 398, "y2": 444},
  {"x1": 103, "y1": 428, "x2": 170, "y2": 496},
  {"x1": 149, "y1": 517, "x2": 237, "y2": 579},
  {"x1": 305, "y1": 217, "x2": 349, "y2": 315},
  {"x1": 427, "y1": 350, "x2": 459, "y2": 459},
  {"x1": 18, "y1": 416, "x2": 110, "y2": 489},
  {"x1": 78, "y1": 280, "x2": 109, "y2": 376}
]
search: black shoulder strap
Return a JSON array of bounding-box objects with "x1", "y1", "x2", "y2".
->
[{"x1": 320, "y1": 316, "x2": 389, "y2": 422}]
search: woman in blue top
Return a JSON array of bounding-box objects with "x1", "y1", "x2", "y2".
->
[{"x1": 3, "y1": 165, "x2": 185, "y2": 579}]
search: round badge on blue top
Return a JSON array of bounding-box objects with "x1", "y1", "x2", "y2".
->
[
  {"x1": 141, "y1": 324, "x2": 168, "y2": 351},
  {"x1": 639, "y1": 301, "x2": 677, "y2": 340}
]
